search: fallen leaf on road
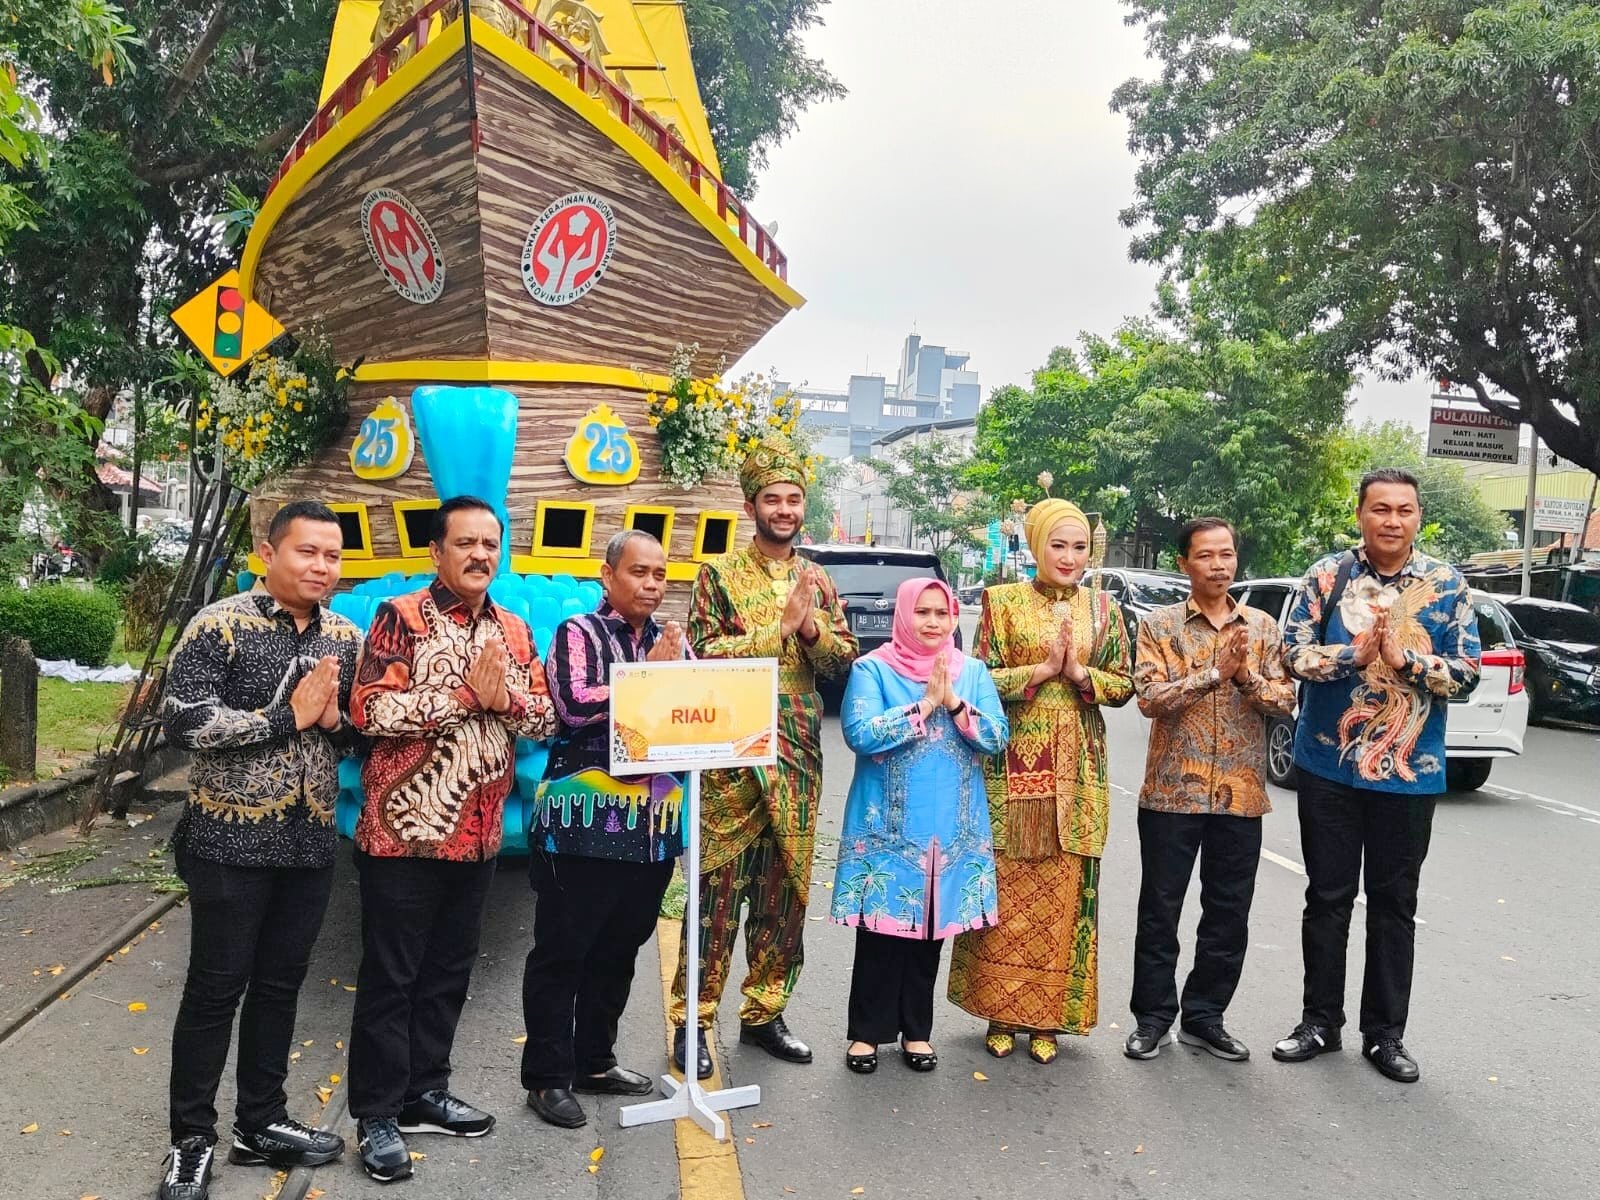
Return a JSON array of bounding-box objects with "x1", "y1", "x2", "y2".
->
[
  {"x1": 329, "y1": 1074, "x2": 341, "y2": 1084},
  {"x1": 19, "y1": 928, "x2": 31, "y2": 935},
  {"x1": 302, "y1": 1039, "x2": 314, "y2": 1047},
  {"x1": 973, "y1": 1071, "x2": 988, "y2": 1081},
  {"x1": 1497, "y1": 899, "x2": 1505, "y2": 904},
  {"x1": 315, "y1": 1086, "x2": 333, "y2": 1104},
  {"x1": 290, "y1": 1052, "x2": 301, "y2": 1062},
  {"x1": 590, "y1": 1148, "x2": 604, "y2": 1163},
  {"x1": 1488, "y1": 1076, "x2": 1499, "y2": 1083},
  {"x1": 118, "y1": 945, "x2": 130, "y2": 955},
  {"x1": 784, "y1": 1189, "x2": 796, "y2": 1195},
  {"x1": 31, "y1": 970, "x2": 40, "y2": 978},
  {"x1": 343, "y1": 985, "x2": 356, "y2": 993},
  {"x1": 1500, "y1": 956, "x2": 1515, "y2": 962},
  {"x1": 149, "y1": 921, "x2": 161, "y2": 930},
  {"x1": 48, "y1": 965, "x2": 64, "y2": 977},
  {"x1": 1134, "y1": 1144, "x2": 1145, "y2": 1154},
  {"x1": 409, "y1": 1151, "x2": 426, "y2": 1162},
  {"x1": 512, "y1": 1035, "x2": 527, "y2": 1044},
  {"x1": 128, "y1": 1002, "x2": 147, "y2": 1012},
  {"x1": 587, "y1": 1164, "x2": 599, "y2": 1175},
  {"x1": 752, "y1": 1121, "x2": 772, "y2": 1129},
  {"x1": 59, "y1": 1130, "x2": 71, "y2": 1136},
  {"x1": 307, "y1": 1191, "x2": 325, "y2": 1199},
  {"x1": 335, "y1": 1040, "x2": 344, "y2": 1050},
  {"x1": 132, "y1": 1047, "x2": 150, "y2": 1055},
  {"x1": 852, "y1": 1189, "x2": 865, "y2": 1196},
  {"x1": 745, "y1": 1137, "x2": 756, "y2": 1144},
  {"x1": 1000, "y1": 1145, "x2": 1008, "y2": 1152},
  {"x1": 330, "y1": 978, "x2": 338, "y2": 985},
  {"x1": 21, "y1": 1123, "x2": 38, "y2": 1134}
]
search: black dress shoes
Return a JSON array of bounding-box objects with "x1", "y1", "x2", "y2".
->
[
  {"x1": 899, "y1": 1041, "x2": 938, "y2": 1073},
  {"x1": 1178, "y1": 1023, "x2": 1250, "y2": 1062},
  {"x1": 672, "y1": 1025, "x2": 715, "y2": 1080},
  {"x1": 526, "y1": 1087, "x2": 588, "y2": 1128},
  {"x1": 1271, "y1": 1022, "x2": 1342, "y2": 1062},
  {"x1": 740, "y1": 1015, "x2": 813, "y2": 1063},
  {"x1": 573, "y1": 1066, "x2": 655, "y2": 1096},
  {"x1": 1363, "y1": 1037, "x2": 1421, "y2": 1083}
]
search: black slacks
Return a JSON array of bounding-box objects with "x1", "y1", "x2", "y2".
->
[
  {"x1": 520, "y1": 849, "x2": 674, "y2": 1091},
  {"x1": 347, "y1": 851, "x2": 497, "y2": 1119},
  {"x1": 1130, "y1": 808, "x2": 1262, "y2": 1031},
  {"x1": 168, "y1": 851, "x2": 335, "y2": 1143},
  {"x1": 846, "y1": 927, "x2": 945, "y2": 1045},
  {"x1": 1296, "y1": 771, "x2": 1435, "y2": 1039}
]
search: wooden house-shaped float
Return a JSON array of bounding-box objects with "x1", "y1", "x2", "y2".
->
[{"x1": 240, "y1": 0, "x2": 802, "y2": 607}]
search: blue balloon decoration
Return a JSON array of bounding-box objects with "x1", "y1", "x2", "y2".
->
[{"x1": 410, "y1": 385, "x2": 519, "y2": 574}]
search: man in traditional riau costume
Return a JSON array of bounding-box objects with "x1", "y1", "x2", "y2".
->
[
  {"x1": 668, "y1": 439, "x2": 858, "y2": 1077},
  {"x1": 947, "y1": 498, "x2": 1134, "y2": 1065}
]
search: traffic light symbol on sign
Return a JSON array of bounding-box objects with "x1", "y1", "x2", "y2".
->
[{"x1": 213, "y1": 286, "x2": 245, "y2": 360}]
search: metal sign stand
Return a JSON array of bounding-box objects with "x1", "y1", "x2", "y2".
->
[{"x1": 618, "y1": 769, "x2": 760, "y2": 1140}]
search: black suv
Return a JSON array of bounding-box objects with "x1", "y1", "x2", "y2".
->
[{"x1": 797, "y1": 544, "x2": 959, "y2": 708}]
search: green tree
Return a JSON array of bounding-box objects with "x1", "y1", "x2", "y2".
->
[
  {"x1": 1115, "y1": 0, "x2": 1600, "y2": 476},
  {"x1": 804, "y1": 454, "x2": 843, "y2": 542},
  {"x1": 1343, "y1": 421, "x2": 1510, "y2": 562},
  {"x1": 876, "y1": 435, "x2": 996, "y2": 582},
  {"x1": 970, "y1": 308, "x2": 1352, "y2": 575},
  {"x1": 684, "y1": 0, "x2": 846, "y2": 195}
]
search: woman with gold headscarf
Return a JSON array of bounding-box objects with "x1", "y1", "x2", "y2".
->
[{"x1": 946, "y1": 499, "x2": 1133, "y2": 1064}]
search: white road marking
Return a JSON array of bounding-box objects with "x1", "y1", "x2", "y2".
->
[
  {"x1": 1538, "y1": 805, "x2": 1577, "y2": 818},
  {"x1": 1485, "y1": 783, "x2": 1600, "y2": 821}
]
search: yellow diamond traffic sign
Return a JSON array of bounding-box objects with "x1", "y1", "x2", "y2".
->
[{"x1": 169, "y1": 270, "x2": 284, "y2": 377}]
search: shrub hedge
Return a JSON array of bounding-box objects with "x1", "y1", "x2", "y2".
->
[{"x1": 0, "y1": 584, "x2": 122, "y2": 666}]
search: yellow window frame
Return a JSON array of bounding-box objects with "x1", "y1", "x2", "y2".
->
[
  {"x1": 623, "y1": 504, "x2": 676, "y2": 554},
  {"x1": 533, "y1": 500, "x2": 596, "y2": 559},
  {"x1": 392, "y1": 499, "x2": 441, "y2": 558},
  {"x1": 692, "y1": 510, "x2": 740, "y2": 561},
  {"x1": 328, "y1": 502, "x2": 374, "y2": 559}
]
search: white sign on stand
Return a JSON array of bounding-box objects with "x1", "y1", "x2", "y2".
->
[
  {"x1": 1534, "y1": 497, "x2": 1589, "y2": 534},
  {"x1": 1427, "y1": 403, "x2": 1519, "y2": 464},
  {"x1": 608, "y1": 658, "x2": 780, "y2": 1141}
]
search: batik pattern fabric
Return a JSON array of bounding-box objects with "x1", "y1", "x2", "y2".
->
[
  {"x1": 351, "y1": 581, "x2": 556, "y2": 861},
  {"x1": 946, "y1": 580, "x2": 1132, "y2": 1036},
  {"x1": 1285, "y1": 547, "x2": 1480, "y2": 793},
  {"x1": 535, "y1": 603, "x2": 685, "y2": 864},
  {"x1": 830, "y1": 656, "x2": 1008, "y2": 940},
  {"x1": 1134, "y1": 599, "x2": 1297, "y2": 817},
  {"x1": 684, "y1": 543, "x2": 858, "y2": 899},
  {"x1": 669, "y1": 825, "x2": 807, "y2": 1027},
  {"x1": 162, "y1": 586, "x2": 361, "y2": 869}
]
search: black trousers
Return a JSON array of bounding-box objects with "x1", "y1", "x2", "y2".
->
[
  {"x1": 846, "y1": 927, "x2": 945, "y2": 1045},
  {"x1": 1297, "y1": 772, "x2": 1435, "y2": 1039},
  {"x1": 168, "y1": 852, "x2": 335, "y2": 1143},
  {"x1": 347, "y1": 851, "x2": 497, "y2": 1119},
  {"x1": 520, "y1": 849, "x2": 674, "y2": 1091},
  {"x1": 1129, "y1": 809, "x2": 1262, "y2": 1031}
]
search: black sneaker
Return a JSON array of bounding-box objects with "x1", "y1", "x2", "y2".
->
[
  {"x1": 229, "y1": 1117, "x2": 344, "y2": 1168},
  {"x1": 158, "y1": 1136, "x2": 214, "y2": 1200},
  {"x1": 397, "y1": 1089, "x2": 495, "y2": 1137},
  {"x1": 1271, "y1": 1022, "x2": 1342, "y2": 1062},
  {"x1": 1363, "y1": 1036, "x2": 1421, "y2": 1083},
  {"x1": 1178, "y1": 1023, "x2": 1250, "y2": 1062},
  {"x1": 357, "y1": 1117, "x2": 413, "y2": 1183},
  {"x1": 1123, "y1": 1024, "x2": 1174, "y2": 1060}
]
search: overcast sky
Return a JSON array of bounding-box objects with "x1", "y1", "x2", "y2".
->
[{"x1": 732, "y1": 0, "x2": 1428, "y2": 429}]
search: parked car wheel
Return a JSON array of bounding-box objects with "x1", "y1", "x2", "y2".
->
[
  {"x1": 1265, "y1": 715, "x2": 1298, "y2": 788},
  {"x1": 1445, "y1": 757, "x2": 1493, "y2": 792}
]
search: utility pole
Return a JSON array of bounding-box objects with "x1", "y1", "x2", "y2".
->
[{"x1": 1519, "y1": 433, "x2": 1540, "y2": 598}]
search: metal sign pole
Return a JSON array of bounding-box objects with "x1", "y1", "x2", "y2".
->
[
  {"x1": 619, "y1": 768, "x2": 760, "y2": 1139},
  {"x1": 1521, "y1": 434, "x2": 1540, "y2": 598}
]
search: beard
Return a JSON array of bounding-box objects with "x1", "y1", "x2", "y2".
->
[{"x1": 753, "y1": 512, "x2": 799, "y2": 546}]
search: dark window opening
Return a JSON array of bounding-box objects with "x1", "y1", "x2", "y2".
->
[
  {"x1": 630, "y1": 510, "x2": 669, "y2": 544},
  {"x1": 700, "y1": 516, "x2": 734, "y2": 557},
  {"x1": 542, "y1": 506, "x2": 589, "y2": 551},
  {"x1": 399, "y1": 506, "x2": 438, "y2": 551},
  {"x1": 336, "y1": 510, "x2": 367, "y2": 551}
]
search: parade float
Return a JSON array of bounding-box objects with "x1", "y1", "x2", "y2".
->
[
  {"x1": 232, "y1": 0, "x2": 803, "y2": 615},
  {"x1": 206, "y1": 0, "x2": 805, "y2": 852}
]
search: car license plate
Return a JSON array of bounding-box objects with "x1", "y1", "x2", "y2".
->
[{"x1": 854, "y1": 612, "x2": 893, "y2": 633}]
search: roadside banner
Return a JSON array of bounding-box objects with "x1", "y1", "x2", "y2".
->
[{"x1": 1427, "y1": 403, "x2": 1519, "y2": 464}]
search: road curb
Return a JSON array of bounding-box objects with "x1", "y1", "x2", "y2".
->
[
  {"x1": 277, "y1": 1076, "x2": 350, "y2": 1200},
  {"x1": 0, "y1": 889, "x2": 185, "y2": 1046}
]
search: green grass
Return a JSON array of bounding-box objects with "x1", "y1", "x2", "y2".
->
[{"x1": 32, "y1": 675, "x2": 132, "y2": 774}]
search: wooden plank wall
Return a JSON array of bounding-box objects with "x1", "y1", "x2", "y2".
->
[
  {"x1": 251, "y1": 378, "x2": 747, "y2": 616},
  {"x1": 253, "y1": 66, "x2": 490, "y2": 366},
  {"x1": 472, "y1": 53, "x2": 793, "y2": 376}
]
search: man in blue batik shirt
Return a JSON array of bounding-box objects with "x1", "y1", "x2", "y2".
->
[{"x1": 1272, "y1": 469, "x2": 1480, "y2": 1085}]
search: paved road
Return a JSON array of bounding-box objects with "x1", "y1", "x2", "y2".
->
[{"x1": 4, "y1": 707, "x2": 1596, "y2": 1199}]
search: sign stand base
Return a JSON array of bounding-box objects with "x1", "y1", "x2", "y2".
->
[{"x1": 617, "y1": 769, "x2": 762, "y2": 1140}]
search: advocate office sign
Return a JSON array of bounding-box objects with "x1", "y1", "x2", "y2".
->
[{"x1": 1427, "y1": 403, "x2": 1519, "y2": 464}]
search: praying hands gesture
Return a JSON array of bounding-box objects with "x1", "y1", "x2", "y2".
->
[
  {"x1": 1352, "y1": 608, "x2": 1388, "y2": 670},
  {"x1": 1215, "y1": 625, "x2": 1250, "y2": 684},
  {"x1": 780, "y1": 566, "x2": 822, "y2": 641},
  {"x1": 646, "y1": 621, "x2": 686, "y2": 663},
  {"x1": 1028, "y1": 614, "x2": 1084, "y2": 690},
  {"x1": 290, "y1": 656, "x2": 342, "y2": 731},
  {"x1": 466, "y1": 637, "x2": 512, "y2": 714},
  {"x1": 919, "y1": 650, "x2": 962, "y2": 719}
]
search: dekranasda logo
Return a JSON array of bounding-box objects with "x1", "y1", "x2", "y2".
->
[
  {"x1": 520, "y1": 192, "x2": 617, "y2": 306},
  {"x1": 361, "y1": 188, "x2": 446, "y2": 304}
]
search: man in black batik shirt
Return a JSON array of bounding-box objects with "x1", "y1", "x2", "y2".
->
[{"x1": 156, "y1": 501, "x2": 360, "y2": 1200}]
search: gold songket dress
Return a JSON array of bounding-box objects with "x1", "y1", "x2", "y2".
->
[{"x1": 947, "y1": 580, "x2": 1133, "y2": 1035}]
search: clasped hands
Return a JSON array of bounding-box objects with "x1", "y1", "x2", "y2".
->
[
  {"x1": 1352, "y1": 607, "x2": 1408, "y2": 672},
  {"x1": 1028, "y1": 611, "x2": 1090, "y2": 690},
  {"x1": 779, "y1": 566, "x2": 825, "y2": 642},
  {"x1": 1211, "y1": 625, "x2": 1252, "y2": 685},
  {"x1": 645, "y1": 621, "x2": 687, "y2": 663},
  {"x1": 918, "y1": 650, "x2": 964, "y2": 719},
  {"x1": 465, "y1": 637, "x2": 514, "y2": 714},
  {"x1": 289, "y1": 656, "x2": 343, "y2": 731}
]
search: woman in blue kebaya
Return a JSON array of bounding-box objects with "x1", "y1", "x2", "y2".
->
[{"x1": 831, "y1": 577, "x2": 1007, "y2": 1074}]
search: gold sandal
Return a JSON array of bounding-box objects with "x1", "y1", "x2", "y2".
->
[
  {"x1": 984, "y1": 1026, "x2": 1015, "y2": 1058},
  {"x1": 1028, "y1": 1034, "x2": 1059, "y2": 1064}
]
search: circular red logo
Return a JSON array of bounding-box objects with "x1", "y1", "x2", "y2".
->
[
  {"x1": 361, "y1": 188, "x2": 446, "y2": 304},
  {"x1": 521, "y1": 192, "x2": 617, "y2": 306}
]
